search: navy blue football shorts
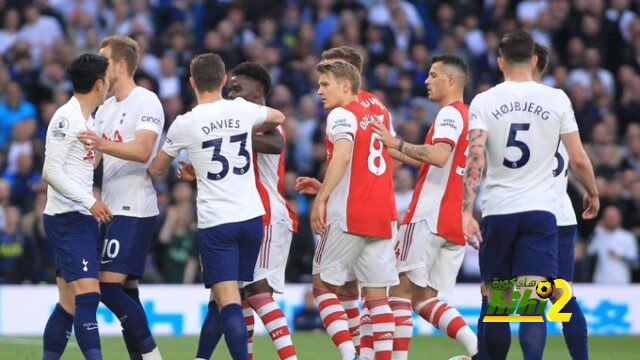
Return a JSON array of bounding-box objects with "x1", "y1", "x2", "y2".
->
[
  {"x1": 99, "y1": 215, "x2": 157, "y2": 279},
  {"x1": 198, "y1": 216, "x2": 263, "y2": 287},
  {"x1": 557, "y1": 225, "x2": 577, "y2": 282},
  {"x1": 43, "y1": 212, "x2": 101, "y2": 282},
  {"x1": 479, "y1": 210, "x2": 558, "y2": 283}
]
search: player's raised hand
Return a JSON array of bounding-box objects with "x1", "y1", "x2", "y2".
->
[
  {"x1": 177, "y1": 161, "x2": 196, "y2": 182},
  {"x1": 371, "y1": 120, "x2": 394, "y2": 148},
  {"x1": 582, "y1": 193, "x2": 600, "y2": 220},
  {"x1": 78, "y1": 130, "x2": 101, "y2": 151},
  {"x1": 310, "y1": 199, "x2": 326, "y2": 236},
  {"x1": 90, "y1": 200, "x2": 113, "y2": 224},
  {"x1": 295, "y1": 177, "x2": 321, "y2": 195},
  {"x1": 462, "y1": 212, "x2": 482, "y2": 250}
]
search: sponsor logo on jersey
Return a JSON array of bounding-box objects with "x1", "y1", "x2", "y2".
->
[{"x1": 141, "y1": 115, "x2": 161, "y2": 125}]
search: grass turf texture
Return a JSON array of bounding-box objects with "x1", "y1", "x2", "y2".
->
[{"x1": 1, "y1": 335, "x2": 638, "y2": 359}]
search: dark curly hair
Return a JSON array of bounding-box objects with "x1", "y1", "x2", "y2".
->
[{"x1": 231, "y1": 61, "x2": 272, "y2": 97}]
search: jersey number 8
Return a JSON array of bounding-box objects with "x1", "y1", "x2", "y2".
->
[{"x1": 368, "y1": 133, "x2": 387, "y2": 175}]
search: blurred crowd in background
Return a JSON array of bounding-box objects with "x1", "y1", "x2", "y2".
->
[{"x1": 1, "y1": 0, "x2": 640, "y2": 288}]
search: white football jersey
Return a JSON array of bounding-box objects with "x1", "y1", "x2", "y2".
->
[
  {"x1": 162, "y1": 97, "x2": 267, "y2": 229},
  {"x1": 553, "y1": 142, "x2": 577, "y2": 226},
  {"x1": 94, "y1": 87, "x2": 164, "y2": 217},
  {"x1": 44, "y1": 96, "x2": 97, "y2": 216},
  {"x1": 468, "y1": 81, "x2": 579, "y2": 216}
]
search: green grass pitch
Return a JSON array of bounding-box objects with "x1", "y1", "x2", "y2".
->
[{"x1": 1, "y1": 334, "x2": 639, "y2": 359}]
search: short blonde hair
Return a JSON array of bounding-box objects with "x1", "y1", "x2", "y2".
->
[
  {"x1": 100, "y1": 35, "x2": 140, "y2": 76},
  {"x1": 316, "y1": 60, "x2": 361, "y2": 95}
]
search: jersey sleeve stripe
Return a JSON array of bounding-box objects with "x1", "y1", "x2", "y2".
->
[{"x1": 431, "y1": 137, "x2": 456, "y2": 148}]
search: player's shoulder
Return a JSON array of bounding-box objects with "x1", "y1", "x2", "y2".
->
[
  {"x1": 94, "y1": 95, "x2": 116, "y2": 117},
  {"x1": 133, "y1": 86, "x2": 163, "y2": 107},
  {"x1": 327, "y1": 106, "x2": 357, "y2": 120},
  {"x1": 439, "y1": 104, "x2": 465, "y2": 117},
  {"x1": 52, "y1": 98, "x2": 82, "y2": 125}
]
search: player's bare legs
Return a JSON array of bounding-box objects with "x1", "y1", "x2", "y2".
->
[
  {"x1": 242, "y1": 280, "x2": 297, "y2": 360},
  {"x1": 549, "y1": 283, "x2": 588, "y2": 360},
  {"x1": 312, "y1": 275, "x2": 358, "y2": 360},
  {"x1": 99, "y1": 271, "x2": 160, "y2": 360}
]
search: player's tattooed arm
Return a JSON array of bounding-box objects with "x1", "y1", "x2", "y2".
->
[
  {"x1": 252, "y1": 128, "x2": 284, "y2": 154},
  {"x1": 388, "y1": 148, "x2": 422, "y2": 168},
  {"x1": 461, "y1": 129, "x2": 486, "y2": 247},
  {"x1": 372, "y1": 121, "x2": 451, "y2": 167},
  {"x1": 399, "y1": 142, "x2": 452, "y2": 167},
  {"x1": 462, "y1": 129, "x2": 487, "y2": 213}
]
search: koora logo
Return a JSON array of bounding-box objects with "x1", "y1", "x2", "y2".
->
[{"x1": 483, "y1": 279, "x2": 573, "y2": 322}]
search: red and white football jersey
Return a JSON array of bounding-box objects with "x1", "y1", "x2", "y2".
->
[
  {"x1": 402, "y1": 102, "x2": 469, "y2": 245},
  {"x1": 357, "y1": 90, "x2": 398, "y2": 222},
  {"x1": 253, "y1": 126, "x2": 298, "y2": 232},
  {"x1": 325, "y1": 101, "x2": 394, "y2": 239}
]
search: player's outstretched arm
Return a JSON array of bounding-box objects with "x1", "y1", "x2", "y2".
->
[
  {"x1": 388, "y1": 148, "x2": 423, "y2": 168},
  {"x1": 310, "y1": 139, "x2": 353, "y2": 235},
  {"x1": 78, "y1": 129, "x2": 158, "y2": 163},
  {"x1": 252, "y1": 128, "x2": 284, "y2": 154},
  {"x1": 461, "y1": 129, "x2": 487, "y2": 248},
  {"x1": 147, "y1": 150, "x2": 174, "y2": 177},
  {"x1": 253, "y1": 107, "x2": 286, "y2": 134},
  {"x1": 561, "y1": 131, "x2": 600, "y2": 219},
  {"x1": 372, "y1": 121, "x2": 452, "y2": 167}
]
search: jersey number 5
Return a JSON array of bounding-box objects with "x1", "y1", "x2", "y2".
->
[
  {"x1": 202, "y1": 132, "x2": 250, "y2": 181},
  {"x1": 503, "y1": 123, "x2": 530, "y2": 169}
]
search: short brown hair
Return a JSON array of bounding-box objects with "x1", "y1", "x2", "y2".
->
[
  {"x1": 100, "y1": 35, "x2": 139, "y2": 76},
  {"x1": 534, "y1": 42, "x2": 549, "y2": 75},
  {"x1": 316, "y1": 60, "x2": 361, "y2": 94},
  {"x1": 321, "y1": 46, "x2": 363, "y2": 73},
  {"x1": 498, "y1": 30, "x2": 534, "y2": 65},
  {"x1": 190, "y1": 53, "x2": 225, "y2": 92}
]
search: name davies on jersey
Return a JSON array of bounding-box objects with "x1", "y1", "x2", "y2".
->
[
  {"x1": 490, "y1": 101, "x2": 551, "y2": 121},
  {"x1": 201, "y1": 118, "x2": 241, "y2": 134}
]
